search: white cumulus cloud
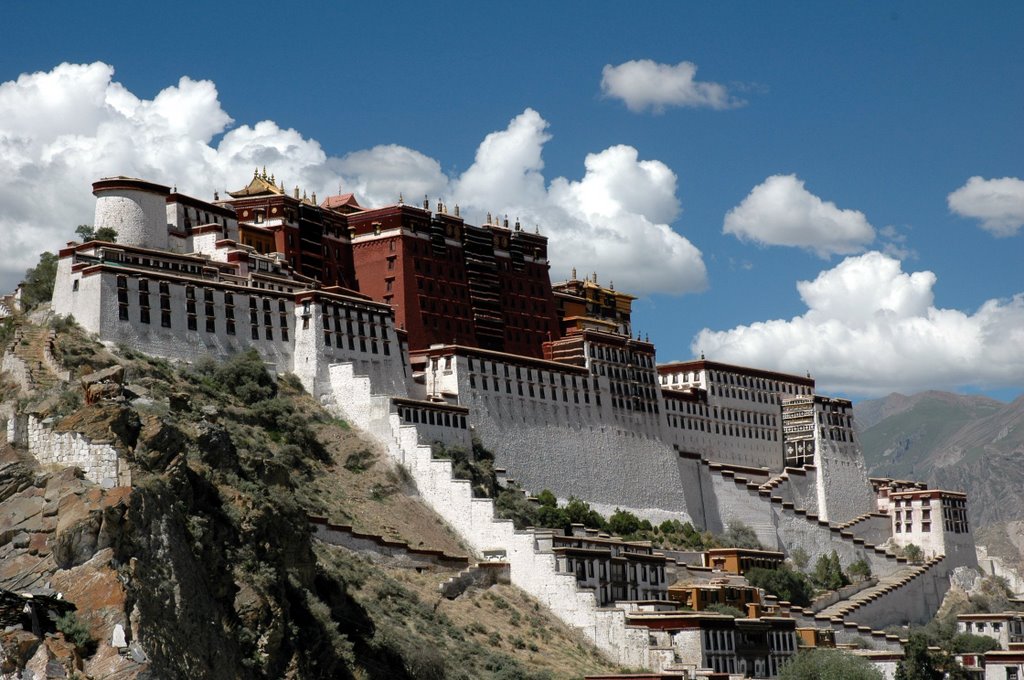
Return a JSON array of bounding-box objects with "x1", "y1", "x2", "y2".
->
[
  {"x1": 601, "y1": 60, "x2": 744, "y2": 113},
  {"x1": 692, "y1": 251, "x2": 1024, "y2": 397},
  {"x1": 0, "y1": 62, "x2": 706, "y2": 297},
  {"x1": 723, "y1": 174, "x2": 876, "y2": 257},
  {"x1": 451, "y1": 111, "x2": 706, "y2": 295},
  {"x1": 947, "y1": 176, "x2": 1024, "y2": 237}
]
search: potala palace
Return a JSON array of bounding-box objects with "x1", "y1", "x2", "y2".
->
[{"x1": 25, "y1": 172, "x2": 995, "y2": 676}]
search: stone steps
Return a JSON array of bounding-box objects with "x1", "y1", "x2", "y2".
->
[
  {"x1": 325, "y1": 361, "x2": 676, "y2": 669},
  {"x1": 698, "y1": 458, "x2": 906, "y2": 573},
  {"x1": 8, "y1": 325, "x2": 61, "y2": 391},
  {"x1": 812, "y1": 555, "x2": 945, "y2": 622}
]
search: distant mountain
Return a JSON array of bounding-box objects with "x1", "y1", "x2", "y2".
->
[{"x1": 855, "y1": 391, "x2": 1024, "y2": 526}]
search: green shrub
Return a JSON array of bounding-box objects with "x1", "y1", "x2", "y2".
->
[
  {"x1": 779, "y1": 648, "x2": 883, "y2": 679},
  {"x1": 848, "y1": 558, "x2": 872, "y2": 581},
  {"x1": 746, "y1": 565, "x2": 814, "y2": 607},
  {"x1": 343, "y1": 448, "x2": 375, "y2": 473},
  {"x1": 720, "y1": 520, "x2": 763, "y2": 549},
  {"x1": 705, "y1": 603, "x2": 746, "y2": 618},
  {"x1": 495, "y1": 487, "x2": 541, "y2": 529},
  {"x1": 56, "y1": 612, "x2": 97, "y2": 656},
  {"x1": 812, "y1": 550, "x2": 850, "y2": 591},
  {"x1": 948, "y1": 633, "x2": 999, "y2": 654}
]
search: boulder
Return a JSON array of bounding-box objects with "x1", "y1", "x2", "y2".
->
[{"x1": 80, "y1": 366, "x2": 124, "y2": 405}]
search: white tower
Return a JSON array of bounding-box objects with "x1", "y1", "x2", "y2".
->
[{"x1": 92, "y1": 177, "x2": 171, "y2": 250}]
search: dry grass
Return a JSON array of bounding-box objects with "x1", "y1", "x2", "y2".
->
[
  {"x1": 317, "y1": 544, "x2": 625, "y2": 680},
  {"x1": 304, "y1": 417, "x2": 470, "y2": 557}
]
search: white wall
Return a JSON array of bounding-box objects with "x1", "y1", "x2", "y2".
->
[
  {"x1": 7, "y1": 414, "x2": 130, "y2": 488},
  {"x1": 95, "y1": 189, "x2": 168, "y2": 251}
]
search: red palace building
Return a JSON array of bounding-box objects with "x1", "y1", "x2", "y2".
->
[{"x1": 222, "y1": 171, "x2": 568, "y2": 361}]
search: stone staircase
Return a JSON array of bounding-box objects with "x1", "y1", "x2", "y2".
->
[
  {"x1": 704, "y1": 459, "x2": 908, "y2": 578},
  {"x1": 324, "y1": 361, "x2": 658, "y2": 668},
  {"x1": 758, "y1": 464, "x2": 815, "y2": 493},
  {"x1": 812, "y1": 556, "x2": 945, "y2": 623},
  {"x1": 5, "y1": 324, "x2": 62, "y2": 392},
  {"x1": 834, "y1": 511, "x2": 877, "y2": 530},
  {"x1": 325, "y1": 361, "x2": 951, "y2": 667}
]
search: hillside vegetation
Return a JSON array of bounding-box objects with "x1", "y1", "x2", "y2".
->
[{"x1": 0, "y1": 317, "x2": 624, "y2": 679}]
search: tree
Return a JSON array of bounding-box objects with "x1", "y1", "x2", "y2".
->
[
  {"x1": 20, "y1": 251, "x2": 58, "y2": 309},
  {"x1": 720, "y1": 520, "x2": 762, "y2": 549},
  {"x1": 900, "y1": 632, "x2": 944, "y2": 680},
  {"x1": 535, "y1": 489, "x2": 558, "y2": 508},
  {"x1": 901, "y1": 543, "x2": 924, "y2": 565},
  {"x1": 75, "y1": 224, "x2": 117, "y2": 243},
  {"x1": 947, "y1": 633, "x2": 999, "y2": 654},
  {"x1": 848, "y1": 558, "x2": 872, "y2": 582},
  {"x1": 789, "y1": 546, "x2": 809, "y2": 571},
  {"x1": 563, "y1": 497, "x2": 606, "y2": 531},
  {"x1": 608, "y1": 508, "x2": 642, "y2": 537},
  {"x1": 778, "y1": 648, "x2": 883, "y2": 680},
  {"x1": 494, "y1": 487, "x2": 540, "y2": 529},
  {"x1": 812, "y1": 551, "x2": 850, "y2": 591},
  {"x1": 746, "y1": 565, "x2": 814, "y2": 607}
]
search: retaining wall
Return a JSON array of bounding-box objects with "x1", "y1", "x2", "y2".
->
[{"x1": 6, "y1": 413, "x2": 130, "y2": 488}]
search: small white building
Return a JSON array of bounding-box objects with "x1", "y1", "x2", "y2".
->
[
  {"x1": 984, "y1": 647, "x2": 1024, "y2": 680},
  {"x1": 888, "y1": 489, "x2": 974, "y2": 563},
  {"x1": 626, "y1": 611, "x2": 799, "y2": 677},
  {"x1": 958, "y1": 612, "x2": 1024, "y2": 649}
]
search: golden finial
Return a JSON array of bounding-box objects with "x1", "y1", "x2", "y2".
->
[
  {"x1": 454, "y1": 204, "x2": 460, "y2": 217},
  {"x1": 398, "y1": 192, "x2": 404, "y2": 205},
  {"x1": 294, "y1": 185, "x2": 300, "y2": 199},
  {"x1": 254, "y1": 167, "x2": 259, "y2": 177},
  {"x1": 311, "y1": 192, "x2": 316, "y2": 204},
  {"x1": 262, "y1": 166, "x2": 267, "y2": 179},
  {"x1": 423, "y1": 194, "x2": 429, "y2": 210},
  {"x1": 572, "y1": 267, "x2": 577, "y2": 280}
]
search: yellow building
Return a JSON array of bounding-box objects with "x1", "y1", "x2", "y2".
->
[
  {"x1": 706, "y1": 548, "x2": 786, "y2": 575},
  {"x1": 552, "y1": 271, "x2": 636, "y2": 337}
]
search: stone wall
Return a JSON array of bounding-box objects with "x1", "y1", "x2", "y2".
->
[
  {"x1": 325, "y1": 361, "x2": 663, "y2": 669},
  {"x1": 814, "y1": 438, "x2": 876, "y2": 524},
  {"x1": 309, "y1": 516, "x2": 468, "y2": 570},
  {"x1": 6, "y1": 414, "x2": 130, "y2": 488},
  {"x1": 94, "y1": 188, "x2": 169, "y2": 250},
  {"x1": 840, "y1": 558, "x2": 951, "y2": 629},
  {"x1": 1, "y1": 351, "x2": 32, "y2": 393},
  {"x1": 976, "y1": 545, "x2": 1024, "y2": 595},
  {"x1": 439, "y1": 562, "x2": 512, "y2": 599}
]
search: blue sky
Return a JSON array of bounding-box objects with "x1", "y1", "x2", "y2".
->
[{"x1": 1, "y1": 1, "x2": 1022, "y2": 400}]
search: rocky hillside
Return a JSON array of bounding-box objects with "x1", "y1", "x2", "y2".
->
[
  {"x1": 0, "y1": 316, "x2": 624, "y2": 679},
  {"x1": 856, "y1": 391, "x2": 1024, "y2": 527}
]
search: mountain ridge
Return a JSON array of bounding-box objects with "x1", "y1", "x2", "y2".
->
[{"x1": 856, "y1": 390, "x2": 1024, "y2": 527}]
